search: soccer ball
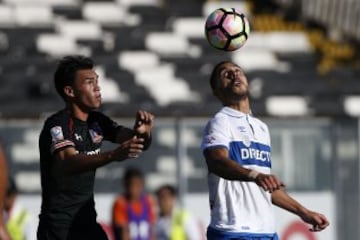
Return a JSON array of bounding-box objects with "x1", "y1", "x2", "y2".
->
[{"x1": 205, "y1": 8, "x2": 250, "y2": 51}]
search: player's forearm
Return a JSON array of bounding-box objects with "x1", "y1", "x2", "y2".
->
[
  {"x1": 272, "y1": 188, "x2": 308, "y2": 217},
  {"x1": 115, "y1": 127, "x2": 151, "y2": 150},
  {"x1": 56, "y1": 151, "x2": 115, "y2": 174},
  {"x1": 207, "y1": 157, "x2": 253, "y2": 181}
]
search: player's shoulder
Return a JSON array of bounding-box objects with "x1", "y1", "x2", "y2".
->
[
  {"x1": 251, "y1": 115, "x2": 269, "y2": 131},
  {"x1": 211, "y1": 108, "x2": 230, "y2": 122},
  {"x1": 203, "y1": 110, "x2": 230, "y2": 134},
  {"x1": 209, "y1": 109, "x2": 231, "y2": 127},
  {"x1": 43, "y1": 109, "x2": 70, "y2": 128}
]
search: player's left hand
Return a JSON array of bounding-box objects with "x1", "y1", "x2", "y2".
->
[
  {"x1": 133, "y1": 110, "x2": 154, "y2": 136},
  {"x1": 300, "y1": 210, "x2": 329, "y2": 232}
]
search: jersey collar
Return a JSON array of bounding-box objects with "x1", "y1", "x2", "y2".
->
[{"x1": 221, "y1": 106, "x2": 250, "y2": 118}]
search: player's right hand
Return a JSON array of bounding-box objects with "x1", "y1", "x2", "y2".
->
[
  {"x1": 112, "y1": 136, "x2": 144, "y2": 161},
  {"x1": 255, "y1": 173, "x2": 285, "y2": 193}
]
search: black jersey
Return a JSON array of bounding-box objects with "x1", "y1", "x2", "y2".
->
[{"x1": 38, "y1": 109, "x2": 120, "y2": 239}]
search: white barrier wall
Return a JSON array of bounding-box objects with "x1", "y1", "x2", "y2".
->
[
  {"x1": 183, "y1": 192, "x2": 336, "y2": 240},
  {"x1": 274, "y1": 192, "x2": 336, "y2": 240},
  {"x1": 19, "y1": 191, "x2": 336, "y2": 239}
]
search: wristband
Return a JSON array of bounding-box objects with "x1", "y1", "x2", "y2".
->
[{"x1": 248, "y1": 170, "x2": 260, "y2": 180}]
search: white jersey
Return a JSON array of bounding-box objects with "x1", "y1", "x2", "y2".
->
[{"x1": 201, "y1": 107, "x2": 275, "y2": 234}]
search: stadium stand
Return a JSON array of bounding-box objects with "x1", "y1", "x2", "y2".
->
[{"x1": 0, "y1": 0, "x2": 358, "y2": 118}]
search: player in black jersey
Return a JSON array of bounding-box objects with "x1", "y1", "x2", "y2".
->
[{"x1": 37, "y1": 55, "x2": 154, "y2": 240}]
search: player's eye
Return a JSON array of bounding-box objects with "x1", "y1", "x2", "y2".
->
[
  {"x1": 223, "y1": 71, "x2": 232, "y2": 78},
  {"x1": 86, "y1": 79, "x2": 94, "y2": 84}
]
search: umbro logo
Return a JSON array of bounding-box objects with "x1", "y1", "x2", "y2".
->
[{"x1": 238, "y1": 126, "x2": 247, "y2": 133}]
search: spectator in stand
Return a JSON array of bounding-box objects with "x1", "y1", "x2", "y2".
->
[
  {"x1": 112, "y1": 168, "x2": 156, "y2": 240},
  {"x1": 155, "y1": 185, "x2": 203, "y2": 240}
]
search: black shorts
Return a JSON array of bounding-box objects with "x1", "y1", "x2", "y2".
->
[{"x1": 37, "y1": 222, "x2": 108, "y2": 240}]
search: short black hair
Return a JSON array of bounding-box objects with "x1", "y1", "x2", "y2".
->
[
  {"x1": 54, "y1": 55, "x2": 94, "y2": 100},
  {"x1": 209, "y1": 61, "x2": 240, "y2": 91},
  {"x1": 155, "y1": 184, "x2": 177, "y2": 197},
  {"x1": 123, "y1": 167, "x2": 144, "y2": 186}
]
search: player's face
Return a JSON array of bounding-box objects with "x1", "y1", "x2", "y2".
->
[
  {"x1": 72, "y1": 69, "x2": 102, "y2": 110},
  {"x1": 157, "y1": 189, "x2": 175, "y2": 215},
  {"x1": 214, "y1": 62, "x2": 249, "y2": 101},
  {"x1": 127, "y1": 177, "x2": 144, "y2": 199}
]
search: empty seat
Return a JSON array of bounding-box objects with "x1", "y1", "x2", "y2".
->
[
  {"x1": 0, "y1": 5, "x2": 15, "y2": 27},
  {"x1": 117, "y1": 0, "x2": 161, "y2": 7},
  {"x1": 37, "y1": 34, "x2": 89, "y2": 57},
  {"x1": 232, "y1": 49, "x2": 290, "y2": 72},
  {"x1": 266, "y1": 96, "x2": 309, "y2": 116},
  {"x1": 94, "y1": 66, "x2": 129, "y2": 103},
  {"x1": 146, "y1": 32, "x2": 201, "y2": 57},
  {"x1": 3, "y1": 0, "x2": 79, "y2": 7},
  {"x1": 172, "y1": 17, "x2": 206, "y2": 38},
  {"x1": 56, "y1": 20, "x2": 102, "y2": 40},
  {"x1": 14, "y1": 5, "x2": 54, "y2": 26},
  {"x1": 118, "y1": 51, "x2": 159, "y2": 72},
  {"x1": 135, "y1": 65, "x2": 200, "y2": 106},
  {"x1": 244, "y1": 32, "x2": 312, "y2": 53},
  {"x1": 344, "y1": 96, "x2": 360, "y2": 117},
  {"x1": 203, "y1": 1, "x2": 250, "y2": 17},
  {"x1": 82, "y1": 2, "x2": 128, "y2": 25}
]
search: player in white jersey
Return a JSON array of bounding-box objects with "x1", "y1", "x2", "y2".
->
[{"x1": 201, "y1": 61, "x2": 329, "y2": 240}]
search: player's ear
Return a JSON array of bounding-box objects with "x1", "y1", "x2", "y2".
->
[{"x1": 63, "y1": 86, "x2": 75, "y2": 98}]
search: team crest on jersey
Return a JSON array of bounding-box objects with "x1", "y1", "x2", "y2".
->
[
  {"x1": 241, "y1": 134, "x2": 251, "y2": 147},
  {"x1": 50, "y1": 126, "x2": 64, "y2": 142},
  {"x1": 89, "y1": 122, "x2": 103, "y2": 143}
]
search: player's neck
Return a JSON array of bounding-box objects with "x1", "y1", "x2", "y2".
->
[
  {"x1": 67, "y1": 103, "x2": 89, "y2": 122},
  {"x1": 226, "y1": 98, "x2": 251, "y2": 114}
]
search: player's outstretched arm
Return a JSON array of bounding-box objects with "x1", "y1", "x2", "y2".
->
[
  {"x1": 55, "y1": 136, "x2": 145, "y2": 174},
  {"x1": 204, "y1": 147, "x2": 283, "y2": 193},
  {"x1": 204, "y1": 147, "x2": 255, "y2": 181},
  {"x1": 272, "y1": 189, "x2": 330, "y2": 232},
  {"x1": 114, "y1": 110, "x2": 154, "y2": 150},
  {"x1": 133, "y1": 110, "x2": 154, "y2": 149},
  {"x1": 205, "y1": 147, "x2": 284, "y2": 192}
]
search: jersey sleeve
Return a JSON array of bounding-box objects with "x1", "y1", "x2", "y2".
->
[
  {"x1": 91, "y1": 112, "x2": 121, "y2": 142},
  {"x1": 47, "y1": 118, "x2": 75, "y2": 155},
  {"x1": 201, "y1": 116, "x2": 230, "y2": 151},
  {"x1": 112, "y1": 196, "x2": 128, "y2": 226}
]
